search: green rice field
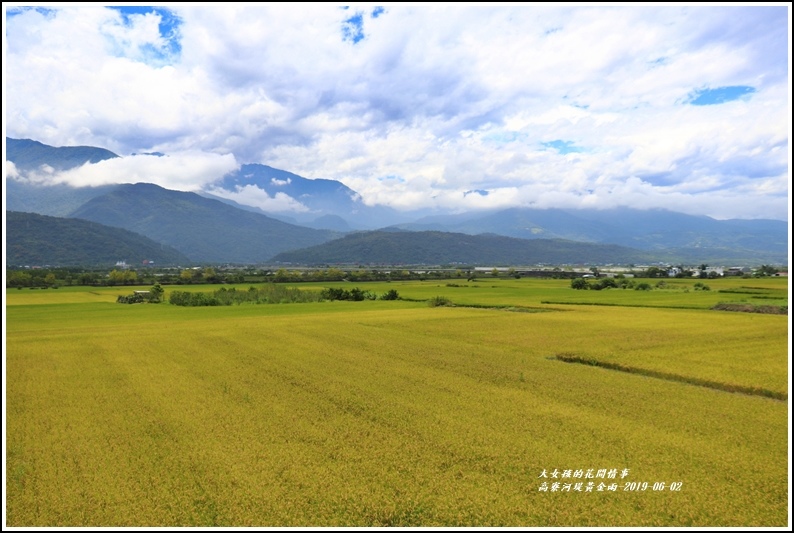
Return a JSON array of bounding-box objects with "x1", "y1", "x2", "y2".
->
[{"x1": 4, "y1": 277, "x2": 790, "y2": 526}]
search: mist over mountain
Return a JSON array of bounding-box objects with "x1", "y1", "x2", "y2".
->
[
  {"x1": 5, "y1": 137, "x2": 788, "y2": 266},
  {"x1": 209, "y1": 163, "x2": 408, "y2": 228},
  {"x1": 6, "y1": 138, "x2": 123, "y2": 216}
]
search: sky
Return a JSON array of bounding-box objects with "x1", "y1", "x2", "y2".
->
[{"x1": 3, "y1": 3, "x2": 792, "y2": 221}]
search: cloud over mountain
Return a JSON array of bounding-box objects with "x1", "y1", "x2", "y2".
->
[{"x1": 5, "y1": 5, "x2": 789, "y2": 220}]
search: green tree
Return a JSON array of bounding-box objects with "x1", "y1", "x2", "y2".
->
[
  {"x1": 108, "y1": 269, "x2": 126, "y2": 286},
  {"x1": 148, "y1": 283, "x2": 165, "y2": 303},
  {"x1": 7, "y1": 271, "x2": 32, "y2": 288},
  {"x1": 77, "y1": 272, "x2": 98, "y2": 285},
  {"x1": 326, "y1": 268, "x2": 345, "y2": 281},
  {"x1": 124, "y1": 270, "x2": 138, "y2": 285},
  {"x1": 274, "y1": 269, "x2": 289, "y2": 283},
  {"x1": 644, "y1": 267, "x2": 663, "y2": 278},
  {"x1": 203, "y1": 267, "x2": 218, "y2": 283}
]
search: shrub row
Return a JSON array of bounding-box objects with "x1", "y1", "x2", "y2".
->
[{"x1": 168, "y1": 286, "x2": 400, "y2": 306}]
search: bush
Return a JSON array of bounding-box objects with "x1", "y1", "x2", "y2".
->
[
  {"x1": 320, "y1": 287, "x2": 376, "y2": 301},
  {"x1": 617, "y1": 278, "x2": 635, "y2": 289},
  {"x1": 428, "y1": 296, "x2": 453, "y2": 307},
  {"x1": 570, "y1": 278, "x2": 589, "y2": 290},
  {"x1": 635, "y1": 282, "x2": 652, "y2": 291},
  {"x1": 380, "y1": 289, "x2": 400, "y2": 300},
  {"x1": 168, "y1": 290, "x2": 220, "y2": 306},
  {"x1": 595, "y1": 278, "x2": 618, "y2": 290},
  {"x1": 350, "y1": 287, "x2": 376, "y2": 301},
  {"x1": 117, "y1": 294, "x2": 145, "y2": 304}
]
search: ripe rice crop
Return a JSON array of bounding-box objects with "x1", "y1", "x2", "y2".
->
[{"x1": 5, "y1": 279, "x2": 789, "y2": 526}]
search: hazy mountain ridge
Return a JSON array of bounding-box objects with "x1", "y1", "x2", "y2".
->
[
  {"x1": 270, "y1": 230, "x2": 786, "y2": 266},
  {"x1": 5, "y1": 137, "x2": 788, "y2": 265},
  {"x1": 391, "y1": 206, "x2": 788, "y2": 255},
  {"x1": 7, "y1": 137, "x2": 118, "y2": 171},
  {"x1": 6, "y1": 211, "x2": 190, "y2": 266},
  {"x1": 270, "y1": 230, "x2": 666, "y2": 266},
  {"x1": 69, "y1": 183, "x2": 340, "y2": 263},
  {"x1": 6, "y1": 180, "x2": 121, "y2": 218}
]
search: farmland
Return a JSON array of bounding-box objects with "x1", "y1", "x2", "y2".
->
[{"x1": 4, "y1": 277, "x2": 790, "y2": 526}]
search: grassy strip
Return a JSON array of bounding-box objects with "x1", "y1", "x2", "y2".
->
[
  {"x1": 451, "y1": 302, "x2": 557, "y2": 313},
  {"x1": 554, "y1": 353, "x2": 787, "y2": 401},
  {"x1": 711, "y1": 303, "x2": 787, "y2": 315},
  {"x1": 420, "y1": 296, "x2": 559, "y2": 312},
  {"x1": 717, "y1": 290, "x2": 784, "y2": 296},
  {"x1": 540, "y1": 300, "x2": 695, "y2": 310},
  {"x1": 737, "y1": 286, "x2": 788, "y2": 291},
  {"x1": 724, "y1": 296, "x2": 788, "y2": 300}
]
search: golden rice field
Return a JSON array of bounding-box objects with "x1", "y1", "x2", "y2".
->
[{"x1": 4, "y1": 277, "x2": 790, "y2": 526}]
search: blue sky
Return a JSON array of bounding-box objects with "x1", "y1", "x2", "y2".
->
[
  {"x1": 3, "y1": 4, "x2": 790, "y2": 220},
  {"x1": 687, "y1": 86, "x2": 757, "y2": 105},
  {"x1": 107, "y1": 6, "x2": 182, "y2": 62}
]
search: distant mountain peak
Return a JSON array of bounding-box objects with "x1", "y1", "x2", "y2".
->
[{"x1": 7, "y1": 137, "x2": 119, "y2": 171}]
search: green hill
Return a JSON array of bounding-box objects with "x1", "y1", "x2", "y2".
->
[
  {"x1": 69, "y1": 183, "x2": 341, "y2": 263},
  {"x1": 6, "y1": 211, "x2": 191, "y2": 267},
  {"x1": 270, "y1": 230, "x2": 666, "y2": 266}
]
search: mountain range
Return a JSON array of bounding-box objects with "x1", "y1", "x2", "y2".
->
[{"x1": 5, "y1": 137, "x2": 789, "y2": 266}]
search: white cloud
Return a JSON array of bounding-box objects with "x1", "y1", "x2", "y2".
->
[
  {"x1": 6, "y1": 161, "x2": 20, "y2": 181},
  {"x1": 24, "y1": 152, "x2": 238, "y2": 190},
  {"x1": 206, "y1": 184, "x2": 310, "y2": 213},
  {"x1": 4, "y1": 4, "x2": 789, "y2": 221}
]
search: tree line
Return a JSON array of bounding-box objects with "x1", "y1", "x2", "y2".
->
[{"x1": 7, "y1": 263, "x2": 786, "y2": 289}]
